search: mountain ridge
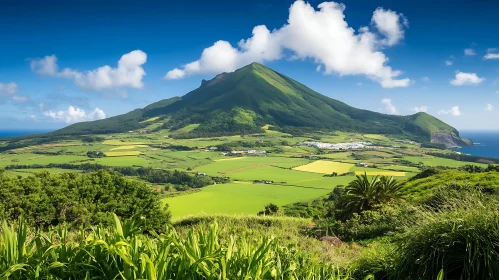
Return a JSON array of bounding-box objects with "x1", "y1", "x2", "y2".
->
[{"x1": 52, "y1": 62, "x2": 470, "y2": 147}]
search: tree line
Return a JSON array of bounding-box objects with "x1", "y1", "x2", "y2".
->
[{"x1": 4, "y1": 163, "x2": 228, "y2": 190}]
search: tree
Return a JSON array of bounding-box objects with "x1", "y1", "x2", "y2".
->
[
  {"x1": 257, "y1": 203, "x2": 280, "y2": 216},
  {"x1": 337, "y1": 173, "x2": 403, "y2": 220}
]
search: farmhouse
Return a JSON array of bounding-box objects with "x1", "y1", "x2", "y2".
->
[{"x1": 356, "y1": 162, "x2": 369, "y2": 168}]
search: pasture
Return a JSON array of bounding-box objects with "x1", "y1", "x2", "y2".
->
[
  {"x1": 363, "y1": 134, "x2": 389, "y2": 140},
  {"x1": 104, "y1": 151, "x2": 142, "y2": 157},
  {"x1": 163, "y1": 182, "x2": 333, "y2": 218},
  {"x1": 195, "y1": 156, "x2": 305, "y2": 174},
  {"x1": 0, "y1": 154, "x2": 88, "y2": 166},
  {"x1": 354, "y1": 171, "x2": 406, "y2": 177},
  {"x1": 403, "y1": 156, "x2": 489, "y2": 168},
  {"x1": 110, "y1": 145, "x2": 148, "y2": 151},
  {"x1": 293, "y1": 160, "x2": 353, "y2": 174},
  {"x1": 227, "y1": 165, "x2": 323, "y2": 183},
  {"x1": 94, "y1": 156, "x2": 151, "y2": 166},
  {"x1": 102, "y1": 140, "x2": 146, "y2": 145}
]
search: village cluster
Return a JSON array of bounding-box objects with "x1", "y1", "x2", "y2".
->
[{"x1": 301, "y1": 141, "x2": 375, "y2": 150}]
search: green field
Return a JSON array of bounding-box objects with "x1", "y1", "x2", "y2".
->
[
  {"x1": 1, "y1": 129, "x2": 492, "y2": 220},
  {"x1": 104, "y1": 151, "x2": 142, "y2": 157},
  {"x1": 354, "y1": 171, "x2": 406, "y2": 177},
  {"x1": 195, "y1": 156, "x2": 304, "y2": 174},
  {"x1": 163, "y1": 182, "x2": 333, "y2": 218},
  {"x1": 293, "y1": 160, "x2": 353, "y2": 174},
  {"x1": 403, "y1": 156, "x2": 489, "y2": 168}
]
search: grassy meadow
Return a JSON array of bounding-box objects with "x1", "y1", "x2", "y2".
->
[{"x1": 0, "y1": 128, "x2": 487, "y2": 219}]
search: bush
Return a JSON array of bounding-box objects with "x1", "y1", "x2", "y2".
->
[
  {"x1": 331, "y1": 204, "x2": 416, "y2": 241},
  {"x1": 0, "y1": 170, "x2": 170, "y2": 231},
  {"x1": 257, "y1": 203, "x2": 281, "y2": 216},
  {"x1": 394, "y1": 200, "x2": 499, "y2": 279}
]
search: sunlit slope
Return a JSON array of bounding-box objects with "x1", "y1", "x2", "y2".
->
[{"x1": 51, "y1": 63, "x2": 468, "y2": 146}]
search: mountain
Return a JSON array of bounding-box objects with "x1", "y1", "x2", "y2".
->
[{"x1": 52, "y1": 62, "x2": 470, "y2": 147}]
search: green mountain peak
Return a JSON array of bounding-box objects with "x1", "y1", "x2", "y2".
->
[{"x1": 52, "y1": 63, "x2": 470, "y2": 147}]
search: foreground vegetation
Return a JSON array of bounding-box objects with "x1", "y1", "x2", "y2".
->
[
  {"x1": 0, "y1": 215, "x2": 346, "y2": 279},
  {"x1": 0, "y1": 165, "x2": 498, "y2": 278}
]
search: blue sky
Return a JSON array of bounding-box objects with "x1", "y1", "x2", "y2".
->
[{"x1": 1, "y1": 0, "x2": 499, "y2": 130}]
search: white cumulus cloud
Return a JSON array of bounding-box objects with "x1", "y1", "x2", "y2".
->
[
  {"x1": 450, "y1": 72, "x2": 485, "y2": 86},
  {"x1": 438, "y1": 106, "x2": 461, "y2": 117},
  {"x1": 484, "y1": 48, "x2": 499, "y2": 60},
  {"x1": 371, "y1": 7, "x2": 408, "y2": 46},
  {"x1": 486, "y1": 104, "x2": 494, "y2": 111},
  {"x1": 464, "y1": 48, "x2": 476, "y2": 56},
  {"x1": 381, "y1": 98, "x2": 397, "y2": 114},
  {"x1": 43, "y1": 106, "x2": 106, "y2": 124},
  {"x1": 412, "y1": 106, "x2": 428, "y2": 113},
  {"x1": 30, "y1": 55, "x2": 58, "y2": 75},
  {"x1": 165, "y1": 1, "x2": 411, "y2": 88},
  {"x1": 31, "y1": 50, "x2": 147, "y2": 91}
]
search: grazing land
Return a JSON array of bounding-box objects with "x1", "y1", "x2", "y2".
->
[
  {"x1": 104, "y1": 151, "x2": 142, "y2": 157},
  {"x1": 354, "y1": 171, "x2": 406, "y2": 177},
  {"x1": 164, "y1": 182, "x2": 331, "y2": 217},
  {"x1": 293, "y1": 160, "x2": 354, "y2": 174},
  {"x1": 0, "y1": 127, "x2": 488, "y2": 220}
]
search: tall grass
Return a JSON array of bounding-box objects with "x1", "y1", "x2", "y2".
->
[
  {"x1": 0, "y1": 214, "x2": 349, "y2": 279},
  {"x1": 350, "y1": 189, "x2": 499, "y2": 280},
  {"x1": 394, "y1": 198, "x2": 499, "y2": 280}
]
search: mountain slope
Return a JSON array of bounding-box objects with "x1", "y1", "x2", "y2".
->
[{"x1": 52, "y1": 63, "x2": 469, "y2": 147}]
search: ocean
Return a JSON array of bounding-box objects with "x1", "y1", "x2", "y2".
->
[
  {"x1": 458, "y1": 131, "x2": 499, "y2": 159},
  {"x1": 0, "y1": 129, "x2": 53, "y2": 138}
]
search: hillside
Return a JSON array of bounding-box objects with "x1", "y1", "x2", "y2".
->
[{"x1": 52, "y1": 62, "x2": 469, "y2": 147}]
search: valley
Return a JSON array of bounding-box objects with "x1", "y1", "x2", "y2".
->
[{"x1": 0, "y1": 126, "x2": 486, "y2": 218}]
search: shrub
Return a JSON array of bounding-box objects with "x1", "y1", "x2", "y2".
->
[
  {"x1": 257, "y1": 203, "x2": 281, "y2": 216},
  {"x1": 331, "y1": 203, "x2": 416, "y2": 241},
  {"x1": 0, "y1": 170, "x2": 170, "y2": 230},
  {"x1": 336, "y1": 174, "x2": 403, "y2": 220},
  {"x1": 394, "y1": 200, "x2": 499, "y2": 279}
]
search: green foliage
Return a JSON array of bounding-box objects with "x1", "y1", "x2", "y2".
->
[
  {"x1": 428, "y1": 151, "x2": 499, "y2": 164},
  {"x1": 330, "y1": 204, "x2": 415, "y2": 241},
  {"x1": 5, "y1": 164, "x2": 215, "y2": 190},
  {"x1": 86, "y1": 151, "x2": 106, "y2": 158},
  {"x1": 408, "y1": 167, "x2": 440, "y2": 181},
  {"x1": 420, "y1": 142, "x2": 447, "y2": 149},
  {"x1": 257, "y1": 203, "x2": 281, "y2": 216},
  {"x1": 0, "y1": 170, "x2": 170, "y2": 230},
  {"x1": 81, "y1": 135, "x2": 105, "y2": 143},
  {"x1": 337, "y1": 174, "x2": 404, "y2": 219},
  {"x1": 394, "y1": 198, "x2": 499, "y2": 279},
  {"x1": 402, "y1": 169, "x2": 499, "y2": 200},
  {"x1": 0, "y1": 215, "x2": 348, "y2": 279}
]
